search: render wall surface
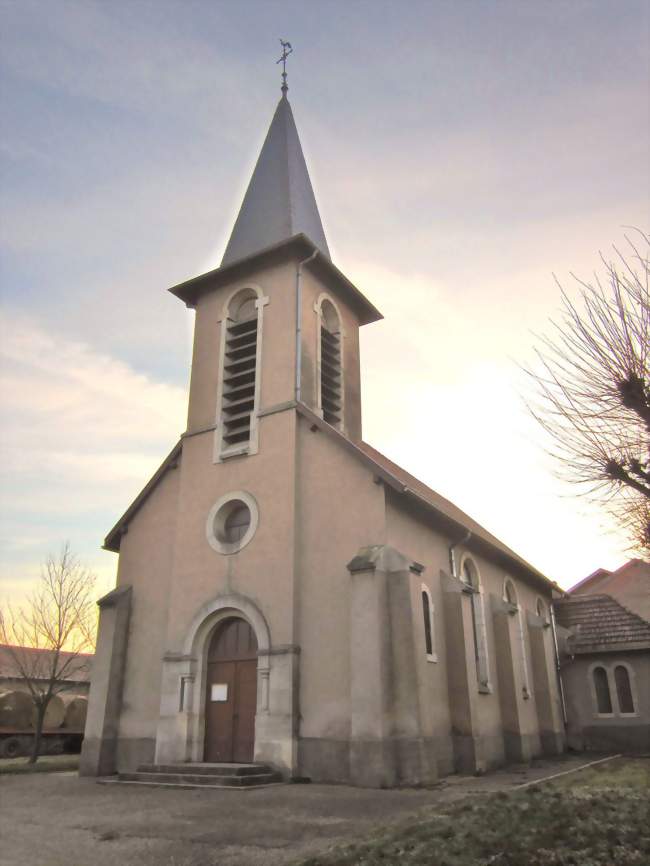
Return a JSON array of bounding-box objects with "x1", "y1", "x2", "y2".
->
[
  {"x1": 113, "y1": 464, "x2": 181, "y2": 768},
  {"x1": 383, "y1": 496, "x2": 455, "y2": 773},
  {"x1": 163, "y1": 411, "x2": 298, "y2": 653},
  {"x1": 298, "y1": 268, "x2": 363, "y2": 441},
  {"x1": 562, "y1": 651, "x2": 650, "y2": 753},
  {"x1": 186, "y1": 259, "x2": 298, "y2": 432},
  {"x1": 384, "y1": 492, "x2": 559, "y2": 770},
  {"x1": 295, "y1": 414, "x2": 386, "y2": 781}
]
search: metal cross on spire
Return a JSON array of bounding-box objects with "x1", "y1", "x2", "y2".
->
[{"x1": 277, "y1": 39, "x2": 293, "y2": 95}]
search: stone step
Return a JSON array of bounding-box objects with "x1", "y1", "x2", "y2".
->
[
  {"x1": 99, "y1": 778, "x2": 285, "y2": 791},
  {"x1": 119, "y1": 770, "x2": 282, "y2": 787},
  {"x1": 136, "y1": 762, "x2": 273, "y2": 777}
]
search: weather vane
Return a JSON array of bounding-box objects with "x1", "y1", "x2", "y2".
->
[{"x1": 277, "y1": 39, "x2": 293, "y2": 95}]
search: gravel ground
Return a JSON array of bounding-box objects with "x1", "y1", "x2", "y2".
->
[{"x1": 0, "y1": 754, "x2": 608, "y2": 866}]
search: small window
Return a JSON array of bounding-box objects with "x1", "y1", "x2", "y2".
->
[
  {"x1": 421, "y1": 587, "x2": 435, "y2": 659},
  {"x1": 536, "y1": 598, "x2": 546, "y2": 620},
  {"x1": 593, "y1": 666, "x2": 612, "y2": 714},
  {"x1": 614, "y1": 666, "x2": 635, "y2": 714},
  {"x1": 460, "y1": 557, "x2": 489, "y2": 689}
]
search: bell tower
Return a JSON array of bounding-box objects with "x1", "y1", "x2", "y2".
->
[{"x1": 169, "y1": 79, "x2": 381, "y2": 453}]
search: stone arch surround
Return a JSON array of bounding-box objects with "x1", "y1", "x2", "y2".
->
[{"x1": 155, "y1": 593, "x2": 297, "y2": 772}]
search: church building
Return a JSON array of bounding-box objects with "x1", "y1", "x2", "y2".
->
[{"x1": 80, "y1": 76, "x2": 566, "y2": 787}]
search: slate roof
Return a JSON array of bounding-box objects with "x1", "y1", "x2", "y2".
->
[
  {"x1": 553, "y1": 594, "x2": 650, "y2": 653},
  {"x1": 168, "y1": 233, "x2": 382, "y2": 325},
  {"x1": 0, "y1": 644, "x2": 93, "y2": 683},
  {"x1": 221, "y1": 95, "x2": 330, "y2": 266}
]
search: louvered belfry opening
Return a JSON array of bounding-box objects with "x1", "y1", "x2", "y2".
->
[
  {"x1": 221, "y1": 295, "x2": 259, "y2": 450},
  {"x1": 320, "y1": 300, "x2": 342, "y2": 427}
]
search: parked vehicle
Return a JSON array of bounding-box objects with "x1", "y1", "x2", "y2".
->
[{"x1": 0, "y1": 689, "x2": 88, "y2": 758}]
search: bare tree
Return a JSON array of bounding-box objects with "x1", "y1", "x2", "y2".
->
[
  {"x1": 0, "y1": 543, "x2": 97, "y2": 763},
  {"x1": 525, "y1": 230, "x2": 650, "y2": 553}
]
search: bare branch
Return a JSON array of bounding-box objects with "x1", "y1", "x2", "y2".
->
[
  {"x1": 522, "y1": 230, "x2": 650, "y2": 555},
  {"x1": 0, "y1": 543, "x2": 98, "y2": 762}
]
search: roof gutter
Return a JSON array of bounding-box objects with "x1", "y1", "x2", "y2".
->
[{"x1": 549, "y1": 603, "x2": 568, "y2": 725}]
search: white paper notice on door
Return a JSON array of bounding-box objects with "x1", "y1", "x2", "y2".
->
[{"x1": 211, "y1": 683, "x2": 228, "y2": 702}]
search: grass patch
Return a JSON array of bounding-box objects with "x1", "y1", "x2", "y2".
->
[
  {"x1": 551, "y1": 756, "x2": 650, "y2": 790},
  {"x1": 294, "y1": 758, "x2": 650, "y2": 866},
  {"x1": 0, "y1": 754, "x2": 80, "y2": 775}
]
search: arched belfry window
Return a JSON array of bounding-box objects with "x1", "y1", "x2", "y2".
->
[
  {"x1": 215, "y1": 286, "x2": 267, "y2": 461},
  {"x1": 461, "y1": 557, "x2": 490, "y2": 691},
  {"x1": 315, "y1": 295, "x2": 344, "y2": 430}
]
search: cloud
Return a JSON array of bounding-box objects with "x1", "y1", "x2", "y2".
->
[
  {"x1": 354, "y1": 262, "x2": 633, "y2": 586},
  {"x1": 0, "y1": 311, "x2": 186, "y2": 596}
]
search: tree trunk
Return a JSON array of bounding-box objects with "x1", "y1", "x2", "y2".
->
[{"x1": 29, "y1": 700, "x2": 48, "y2": 764}]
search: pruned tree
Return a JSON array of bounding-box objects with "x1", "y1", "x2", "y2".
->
[
  {"x1": 525, "y1": 229, "x2": 650, "y2": 554},
  {"x1": 0, "y1": 544, "x2": 97, "y2": 763}
]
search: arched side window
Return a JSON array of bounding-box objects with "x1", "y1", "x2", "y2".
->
[
  {"x1": 536, "y1": 597, "x2": 548, "y2": 623},
  {"x1": 593, "y1": 666, "x2": 613, "y2": 714},
  {"x1": 502, "y1": 577, "x2": 531, "y2": 699},
  {"x1": 461, "y1": 557, "x2": 490, "y2": 690},
  {"x1": 614, "y1": 665, "x2": 635, "y2": 714},
  {"x1": 315, "y1": 295, "x2": 344, "y2": 430},
  {"x1": 503, "y1": 578, "x2": 517, "y2": 607},
  {"x1": 421, "y1": 585, "x2": 437, "y2": 662},
  {"x1": 215, "y1": 286, "x2": 267, "y2": 461}
]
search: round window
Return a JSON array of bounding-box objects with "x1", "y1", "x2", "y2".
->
[
  {"x1": 219, "y1": 502, "x2": 251, "y2": 544},
  {"x1": 206, "y1": 491, "x2": 258, "y2": 554}
]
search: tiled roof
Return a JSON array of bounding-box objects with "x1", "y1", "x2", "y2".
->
[
  {"x1": 568, "y1": 558, "x2": 649, "y2": 595},
  {"x1": 553, "y1": 594, "x2": 650, "y2": 653},
  {"x1": 0, "y1": 644, "x2": 93, "y2": 683}
]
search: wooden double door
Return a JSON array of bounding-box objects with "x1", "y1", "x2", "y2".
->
[{"x1": 204, "y1": 617, "x2": 258, "y2": 763}]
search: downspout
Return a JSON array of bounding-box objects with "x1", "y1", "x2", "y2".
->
[
  {"x1": 549, "y1": 601, "x2": 568, "y2": 726},
  {"x1": 448, "y1": 529, "x2": 472, "y2": 578},
  {"x1": 295, "y1": 248, "x2": 319, "y2": 404}
]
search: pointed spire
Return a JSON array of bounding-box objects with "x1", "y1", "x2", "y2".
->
[{"x1": 221, "y1": 94, "x2": 331, "y2": 267}]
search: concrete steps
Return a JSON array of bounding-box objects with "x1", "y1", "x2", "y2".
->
[{"x1": 103, "y1": 762, "x2": 283, "y2": 790}]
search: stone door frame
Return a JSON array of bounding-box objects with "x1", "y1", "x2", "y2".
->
[{"x1": 154, "y1": 593, "x2": 272, "y2": 766}]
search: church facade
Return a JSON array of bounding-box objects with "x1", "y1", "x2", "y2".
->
[{"x1": 80, "y1": 86, "x2": 566, "y2": 787}]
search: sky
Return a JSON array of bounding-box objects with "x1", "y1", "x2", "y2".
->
[{"x1": 1, "y1": 0, "x2": 648, "y2": 603}]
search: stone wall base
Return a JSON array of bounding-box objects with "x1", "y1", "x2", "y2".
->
[
  {"x1": 116, "y1": 737, "x2": 156, "y2": 771},
  {"x1": 298, "y1": 736, "x2": 440, "y2": 787},
  {"x1": 577, "y1": 725, "x2": 649, "y2": 754},
  {"x1": 79, "y1": 737, "x2": 113, "y2": 777},
  {"x1": 80, "y1": 736, "x2": 156, "y2": 775},
  {"x1": 540, "y1": 729, "x2": 565, "y2": 756}
]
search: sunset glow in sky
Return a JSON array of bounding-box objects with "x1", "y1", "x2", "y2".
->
[{"x1": 1, "y1": 0, "x2": 648, "y2": 601}]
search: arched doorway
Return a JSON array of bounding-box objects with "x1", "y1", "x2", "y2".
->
[{"x1": 204, "y1": 617, "x2": 258, "y2": 762}]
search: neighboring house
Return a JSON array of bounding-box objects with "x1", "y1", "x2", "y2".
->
[
  {"x1": 80, "y1": 83, "x2": 566, "y2": 787},
  {"x1": 568, "y1": 558, "x2": 650, "y2": 622},
  {"x1": 0, "y1": 644, "x2": 93, "y2": 755},
  {"x1": 0, "y1": 644, "x2": 92, "y2": 698},
  {"x1": 553, "y1": 595, "x2": 650, "y2": 753}
]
